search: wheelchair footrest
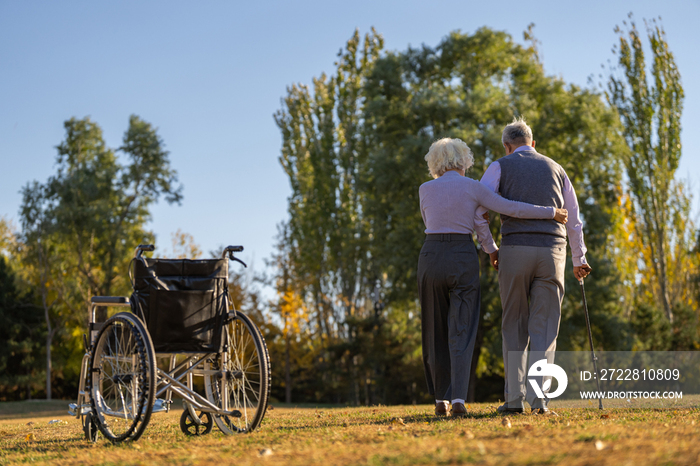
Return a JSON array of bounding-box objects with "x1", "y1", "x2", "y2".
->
[
  {"x1": 152, "y1": 398, "x2": 172, "y2": 414},
  {"x1": 68, "y1": 403, "x2": 91, "y2": 416}
]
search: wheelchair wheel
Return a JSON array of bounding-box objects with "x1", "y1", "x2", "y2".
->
[
  {"x1": 88, "y1": 312, "x2": 156, "y2": 443},
  {"x1": 180, "y1": 409, "x2": 213, "y2": 436},
  {"x1": 82, "y1": 411, "x2": 98, "y2": 442},
  {"x1": 205, "y1": 311, "x2": 270, "y2": 434}
]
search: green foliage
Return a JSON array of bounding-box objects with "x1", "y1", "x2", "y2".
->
[
  {"x1": 631, "y1": 302, "x2": 700, "y2": 351},
  {"x1": 0, "y1": 256, "x2": 45, "y2": 400}
]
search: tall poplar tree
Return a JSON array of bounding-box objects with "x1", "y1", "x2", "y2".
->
[{"x1": 607, "y1": 16, "x2": 691, "y2": 323}]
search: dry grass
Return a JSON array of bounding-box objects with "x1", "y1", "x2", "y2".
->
[{"x1": 1, "y1": 401, "x2": 700, "y2": 465}]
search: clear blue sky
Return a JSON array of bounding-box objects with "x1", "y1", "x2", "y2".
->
[{"x1": 1, "y1": 0, "x2": 698, "y2": 280}]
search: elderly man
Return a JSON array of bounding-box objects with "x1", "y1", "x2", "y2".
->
[{"x1": 477, "y1": 117, "x2": 591, "y2": 415}]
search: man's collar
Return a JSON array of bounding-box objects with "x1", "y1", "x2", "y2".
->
[{"x1": 513, "y1": 145, "x2": 535, "y2": 154}]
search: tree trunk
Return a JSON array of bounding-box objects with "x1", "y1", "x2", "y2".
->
[
  {"x1": 285, "y1": 326, "x2": 292, "y2": 404},
  {"x1": 45, "y1": 331, "x2": 52, "y2": 400},
  {"x1": 40, "y1": 273, "x2": 53, "y2": 400},
  {"x1": 656, "y1": 233, "x2": 674, "y2": 323}
]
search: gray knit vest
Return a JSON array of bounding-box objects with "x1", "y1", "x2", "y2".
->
[{"x1": 498, "y1": 150, "x2": 567, "y2": 247}]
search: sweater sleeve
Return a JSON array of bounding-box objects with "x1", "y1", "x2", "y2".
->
[
  {"x1": 472, "y1": 180, "x2": 556, "y2": 219},
  {"x1": 473, "y1": 211, "x2": 498, "y2": 253}
]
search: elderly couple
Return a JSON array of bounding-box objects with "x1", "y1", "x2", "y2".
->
[{"x1": 418, "y1": 118, "x2": 591, "y2": 417}]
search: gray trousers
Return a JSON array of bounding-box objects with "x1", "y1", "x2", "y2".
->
[
  {"x1": 499, "y1": 245, "x2": 566, "y2": 408},
  {"x1": 417, "y1": 235, "x2": 480, "y2": 401}
]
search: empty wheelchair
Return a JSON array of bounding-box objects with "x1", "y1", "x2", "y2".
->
[{"x1": 69, "y1": 244, "x2": 271, "y2": 442}]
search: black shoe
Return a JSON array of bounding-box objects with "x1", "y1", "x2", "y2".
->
[{"x1": 496, "y1": 404, "x2": 524, "y2": 414}]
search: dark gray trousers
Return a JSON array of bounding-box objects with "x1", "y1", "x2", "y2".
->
[{"x1": 417, "y1": 235, "x2": 480, "y2": 401}]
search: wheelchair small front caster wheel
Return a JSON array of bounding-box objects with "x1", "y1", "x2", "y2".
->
[
  {"x1": 83, "y1": 412, "x2": 98, "y2": 442},
  {"x1": 180, "y1": 409, "x2": 213, "y2": 436}
]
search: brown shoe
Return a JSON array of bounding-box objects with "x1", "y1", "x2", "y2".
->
[
  {"x1": 451, "y1": 402, "x2": 467, "y2": 417},
  {"x1": 435, "y1": 401, "x2": 449, "y2": 416}
]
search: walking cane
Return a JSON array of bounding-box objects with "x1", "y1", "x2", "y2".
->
[{"x1": 579, "y1": 277, "x2": 604, "y2": 410}]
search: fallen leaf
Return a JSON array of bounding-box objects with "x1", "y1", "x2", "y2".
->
[
  {"x1": 25, "y1": 433, "x2": 35, "y2": 442},
  {"x1": 391, "y1": 417, "x2": 406, "y2": 426},
  {"x1": 259, "y1": 448, "x2": 273, "y2": 457},
  {"x1": 477, "y1": 441, "x2": 486, "y2": 454},
  {"x1": 25, "y1": 422, "x2": 34, "y2": 426},
  {"x1": 521, "y1": 423, "x2": 533, "y2": 430},
  {"x1": 600, "y1": 414, "x2": 610, "y2": 419},
  {"x1": 501, "y1": 417, "x2": 512, "y2": 428},
  {"x1": 460, "y1": 430, "x2": 475, "y2": 439},
  {"x1": 595, "y1": 440, "x2": 605, "y2": 451},
  {"x1": 268, "y1": 406, "x2": 274, "y2": 411}
]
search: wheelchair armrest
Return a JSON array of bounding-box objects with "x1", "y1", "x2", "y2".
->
[{"x1": 91, "y1": 296, "x2": 130, "y2": 306}]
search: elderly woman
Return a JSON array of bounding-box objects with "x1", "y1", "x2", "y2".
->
[{"x1": 418, "y1": 138, "x2": 567, "y2": 417}]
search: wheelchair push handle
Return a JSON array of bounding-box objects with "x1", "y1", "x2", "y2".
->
[
  {"x1": 134, "y1": 244, "x2": 155, "y2": 258},
  {"x1": 222, "y1": 245, "x2": 247, "y2": 268}
]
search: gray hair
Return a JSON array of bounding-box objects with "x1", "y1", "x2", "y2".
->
[
  {"x1": 502, "y1": 116, "x2": 533, "y2": 146},
  {"x1": 424, "y1": 138, "x2": 474, "y2": 178}
]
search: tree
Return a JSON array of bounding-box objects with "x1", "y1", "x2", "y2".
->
[
  {"x1": 607, "y1": 15, "x2": 694, "y2": 323},
  {"x1": 274, "y1": 29, "x2": 385, "y2": 403},
  {"x1": 19, "y1": 115, "x2": 182, "y2": 399}
]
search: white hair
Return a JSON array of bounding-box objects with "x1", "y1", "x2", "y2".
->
[
  {"x1": 502, "y1": 116, "x2": 533, "y2": 146},
  {"x1": 424, "y1": 138, "x2": 474, "y2": 179}
]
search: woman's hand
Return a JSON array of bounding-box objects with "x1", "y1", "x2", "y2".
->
[
  {"x1": 554, "y1": 208, "x2": 568, "y2": 224},
  {"x1": 489, "y1": 249, "x2": 499, "y2": 270}
]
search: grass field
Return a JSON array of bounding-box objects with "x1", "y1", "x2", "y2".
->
[{"x1": 1, "y1": 400, "x2": 700, "y2": 465}]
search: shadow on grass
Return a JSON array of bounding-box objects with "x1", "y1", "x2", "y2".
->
[
  {"x1": 0, "y1": 400, "x2": 74, "y2": 420},
  {"x1": 270, "y1": 408, "x2": 501, "y2": 432}
]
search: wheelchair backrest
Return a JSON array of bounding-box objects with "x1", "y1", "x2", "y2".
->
[{"x1": 131, "y1": 258, "x2": 229, "y2": 353}]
